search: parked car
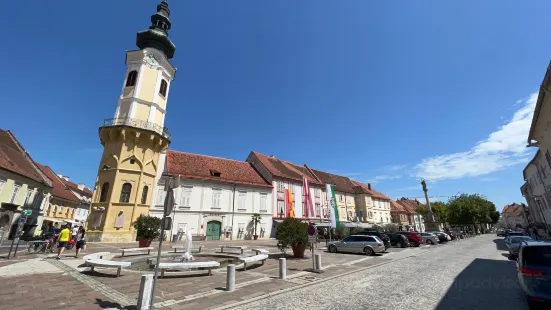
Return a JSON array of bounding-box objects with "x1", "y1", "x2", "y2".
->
[
  {"x1": 396, "y1": 231, "x2": 423, "y2": 247},
  {"x1": 505, "y1": 231, "x2": 526, "y2": 243},
  {"x1": 496, "y1": 228, "x2": 506, "y2": 237},
  {"x1": 354, "y1": 231, "x2": 391, "y2": 250},
  {"x1": 386, "y1": 233, "x2": 409, "y2": 248},
  {"x1": 506, "y1": 236, "x2": 533, "y2": 257},
  {"x1": 429, "y1": 231, "x2": 450, "y2": 243},
  {"x1": 328, "y1": 235, "x2": 386, "y2": 256},
  {"x1": 419, "y1": 232, "x2": 439, "y2": 245},
  {"x1": 517, "y1": 241, "x2": 551, "y2": 308}
]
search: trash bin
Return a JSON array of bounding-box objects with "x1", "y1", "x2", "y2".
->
[{"x1": 172, "y1": 234, "x2": 178, "y2": 243}]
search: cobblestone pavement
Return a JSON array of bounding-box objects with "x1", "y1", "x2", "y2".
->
[{"x1": 229, "y1": 235, "x2": 528, "y2": 310}]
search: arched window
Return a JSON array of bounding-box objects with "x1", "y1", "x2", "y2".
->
[
  {"x1": 99, "y1": 182, "x2": 109, "y2": 202},
  {"x1": 119, "y1": 183, "x2": 132, "y2": 203},
  {"x1": 141, "y1": 185, "x2": 149, "y2": 204},
  {"x1": 126, "y1": 70, "x2": 138, "y2": 87},
  {"x1": 159, "y1": 79, "x2": 168, "y2": 97}
]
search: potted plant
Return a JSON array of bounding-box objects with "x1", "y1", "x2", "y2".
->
[
  {"x1": 132, "y1": 215, "x2": 161, "y2": 247},
  {"x1": 251, "y1": 213, "x2": 261, "y2": 240},
  {"x1": 276, "y1": 218, "x2": 308, "y2": 258}
]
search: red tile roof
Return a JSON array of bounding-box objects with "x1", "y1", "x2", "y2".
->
[
  {"x1": 390, "y1": 199, "x2": 406, "y2": 213},
  {"x1": 166, "y1": 151, "x2": 272, "y2": 188},
  {"x1": 503, "y1": 203, "x2": 525, "y2": 216},
  {"x1": 247, "y1": 152, "x2": 322, "y2": 185},
  {"x1": 309, "y1": 168, "x2": 356, "y2": 193},
  {"x1": 396, "y1": 198, "x2": 424, "y2": 214},
  {"x1": 36, "y1": 164, "x2": 81, "y2": 204},
  {"x1": 0, "y1": 129, "x2": 52, "y2": 186},
  {"x1": 351, "y1": 181, "x2": 390, "y2": 200},
  {"x1": 60, "y1": 179, "x2": 93, "y2": 198}
]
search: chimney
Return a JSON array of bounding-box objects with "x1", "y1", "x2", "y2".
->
[
  {"x1": 270, "y1": 155, "x2": 275, "y2": 158},
  {"x1": 367, "y1": 183, "x2": 371, "y2": 190},
  {"x1": 77, "y1": 184, "x2": 85, "y2": 190}
]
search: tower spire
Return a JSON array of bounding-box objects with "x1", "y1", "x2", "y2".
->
[{"x1": 136, "y1": 0, "x2": 176, "y2": 59}]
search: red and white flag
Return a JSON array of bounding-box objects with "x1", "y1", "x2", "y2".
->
[{"x1": 303, "y1": 177, "x2": 315, "y2": 218}]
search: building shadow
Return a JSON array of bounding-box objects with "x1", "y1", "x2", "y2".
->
[
  {"x1": 435, "y1": 258, "x2": 526, "y2": 310},
  {"x1": 493, "y1": 238, "x2": 508, "y2": 251}
]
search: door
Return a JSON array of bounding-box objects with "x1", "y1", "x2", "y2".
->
[{"x1": 206, "y1": 221, "x2": 221, "y2": 241}]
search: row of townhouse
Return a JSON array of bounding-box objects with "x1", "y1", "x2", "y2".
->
[
  {"x1": 521, "y1": 61, "x2": 551, "y2": 238},
  {"x1": 498, "y1": 203, "x2": 529, "y2": 230},
  {"x1": 147, "y1": 150, "x2": 396, "y2": 241},
  {"x1": 389, "y1": 198, "x2": 426, "y2": 232},
  {"x1": 0, "y1": 129, "x2": 92, "y2": 240}
]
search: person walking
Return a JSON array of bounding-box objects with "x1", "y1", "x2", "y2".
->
[
  {"x1": 71, "y1": 224, "x2": 79, "y2": 242},
  {"x1": 56, "y1": 224, "x2": 71, "y2": 259},
  {"x1": 75, "y1": 227, "x2": 86, "y2": 258}
]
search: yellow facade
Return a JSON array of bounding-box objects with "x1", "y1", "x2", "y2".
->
[
  {"x1": 335, "y1": 192, "x2": 356, "y2": 222},
  {"x1": 355, "y1": 194, "x2": 374, "y2": 223}
]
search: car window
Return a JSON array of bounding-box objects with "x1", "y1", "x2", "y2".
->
[
  {"x1": 522, "y1": 246, "x2": 551, "y2": 266},
  {"x1": 420, "y1": 233, "x2": 428, "y2": 236},
  {"x1": 511, "y1": 237, "x2": 532, "y2": 244},
  {"x1": 363, "y1": 236, "x2": 376, "y2": 242},
  {"x1": 342, "y1": 236, "x2": 354, "y2": 242}
]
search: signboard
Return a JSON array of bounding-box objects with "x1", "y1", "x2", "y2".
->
[
  {"x1": 308, "y1": 235, "x2": 317, "y2": 244},
  {"x1": 15, "y1": 217, "x2": 26, "y2": 238},
  {"x1": 22, "y1": 210, "x2": 32, "y2": 216},
  {"x1": 162, "y1": 217, "x2": 172, "y2": 230},
  {"x1": 308, "y1": 225, "x2": 316, "y2": 236}
]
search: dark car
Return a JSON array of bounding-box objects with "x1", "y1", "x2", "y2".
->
[
  {"x1": 430, "y1": 232, "x2": 450, "y2": 243},
  {"x1": 354, "y1": 231, "x2": 391, "y2": 250},
  {"x1": 517, "y1": 241, "x2": 551, "y2": 308},
  {"x1": 396, "y1": 231, "x2": 423, "y2": 247},
  {"x1": 386, "y1": 233, "x2": 409, "y2": 248}
]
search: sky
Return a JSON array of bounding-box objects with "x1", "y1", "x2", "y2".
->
[{"x1": 1, "y1": 1, "x2": 549, "y2": 211}]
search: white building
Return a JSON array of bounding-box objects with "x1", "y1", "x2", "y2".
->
[
  {"x1": 372, "y1": 196, "x2": 392, "y2": 225},
  {"x1": 396, "y1": 198, "x2": 425, "y2": 232},
  {"x1": 151, "y1": 150, "x2": 273, "y2": 241},
  {"x1": 58, "y1": 175, "x2": 92, "y2": 223}
]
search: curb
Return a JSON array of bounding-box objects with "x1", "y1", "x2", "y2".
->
[{"x1": 211, "y1": 247, "x2": 431, "y2": 310}]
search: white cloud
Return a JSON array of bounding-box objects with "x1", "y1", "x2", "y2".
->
[
  {"x1": 365, "y1": 175, "x2": 402, "y2": 183},
  {"x1": 479, "y1": 177, "x2": 498, "y2": 182},
  {"x1": 416, "y1": 92, "x2": 538, "y2": 181},
  {"x1": 385, "y1": 164, "x2": 407, "y2": 171}
]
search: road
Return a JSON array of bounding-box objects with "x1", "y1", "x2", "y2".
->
[{"x1": 235, "y1": 235, "x2": 528, "y2": 310}]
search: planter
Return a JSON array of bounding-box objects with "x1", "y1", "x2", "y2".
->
[
  {"x1": 291, "y1": 244, "x2": 306, "y2": 258},
  {"x1": 138, "y1": 238, "x2": 152, "y2": 248},
  {"x1": 253, "y1": 235, "x2": 259, "y2": 240}
]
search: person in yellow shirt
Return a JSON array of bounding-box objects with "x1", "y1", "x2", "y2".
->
[{"x1": 56, "y1": 224, "x2": 71, "y2": 259}]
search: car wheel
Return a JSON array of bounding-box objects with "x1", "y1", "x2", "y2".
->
[
  {"x1": 328, "y1": 245, "x2": 337, "y2": 253},
  {"x1": 414, "y1": 242, "x2": 420, "y2": 247},
  {"x1": 400, "y1": 242, "x2": 407, "y2": 248},
  {"x1": 364, "y1": 247, "x2": 374, "y2": 256},
  {"x1": 427, "y1": 240, "x2": 434, "y2": 245}
]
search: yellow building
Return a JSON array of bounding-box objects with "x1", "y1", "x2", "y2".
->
[
  {"x1": 309, "y1": 169, "x2": 357, "y2": 223},
  {"x1": 353, "y1": 182, "x2": 375, "y2": 224},
  {"x1": 37, "y1": 164, "x2": 82, "y2": 232},
  {"x1": 0, "y1": 130, "x2": 52, "y2": 239},
  {"x1": 86, "y1": 0, "x2": 177, "y2": 242}
]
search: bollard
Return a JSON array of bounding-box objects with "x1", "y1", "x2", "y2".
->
[
  {"x1": 314, "y1": 253, "x2": 322, "y2": 270},
  {"x1": 226, "y1": 264, "x2": 236, "y2": 291},
  {"x1": 279, "y1": 258, "x2": 286, "y2": 280},
  {"x1": 137, "y1": 274, "x2": 154, "y2": 310}
]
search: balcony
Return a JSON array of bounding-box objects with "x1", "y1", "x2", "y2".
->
[{"x1": 101, "y1": 117, "x2": 171, "y2": 141}]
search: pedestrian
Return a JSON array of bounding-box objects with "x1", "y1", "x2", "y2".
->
[
  {"x1": 56, "y1": 224, "x2": 71, "y2": 259},
  {"x1": 75, "y1": 227, "x2": 86, "y2": 258},
  {"x1": 71, "y1": 224, "x2": 79, "y2": 242}
]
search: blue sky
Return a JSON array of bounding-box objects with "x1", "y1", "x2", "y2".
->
[{"x1": 1, "y1": 1, "x2": 549, "y2": 210}]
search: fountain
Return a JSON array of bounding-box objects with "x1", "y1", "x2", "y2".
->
[{"x1": 180, "y1": 229, "x2": 194, "y2": 262}]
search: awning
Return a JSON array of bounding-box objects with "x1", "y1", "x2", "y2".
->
[
  {"x1": 343, "y1": 222, "x2": 363, "y2": 228},
  {"x1": 314, "y1": 222, "x2": 332, "y2": 227},
  {"x1": 42, "y1": 217, "x2": 64, "y2": 223}
]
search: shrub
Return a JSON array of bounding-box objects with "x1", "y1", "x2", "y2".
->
[
  {"x1": 132, "y1": 215, "x2": 161, "y2": 240},
  {"x1": 276, "y1": 218, "x2": 308, "y2": 252}
]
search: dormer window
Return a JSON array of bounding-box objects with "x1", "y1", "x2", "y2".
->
[
  {"x1": 159, "y1": 79, "x2": 168, "y2": 97},
  {"x1": 126, "y1": 70, "x2": 138, "y2": 87},
  {"x1": 210, "y1": 170, "x2": 221, "y2": 177}
]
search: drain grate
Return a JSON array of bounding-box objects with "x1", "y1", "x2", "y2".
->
[{"x1": 285, "y1": 275, "x2": 320, "y2": 285}]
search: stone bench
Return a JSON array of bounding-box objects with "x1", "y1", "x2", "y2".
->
[
  {"x1": 85, "y1": 259, "x2": 131, "y2": 277},
  {"x1": 219, "y1": 245, "x2": 247, "y2": 255},
  {"x1": 157, "y1": 261, "x2": 220, "y2": 278},
  {"x1": 83, "y1": 252, "x2": 111, "y2": 261},
  {"x1": 121, "y1": 247, "x2": 154, "y2": 257},
  {"x1": 251, "y1": 248, "x2": 269, "y2": 255},
  {"x1": 241, "y1": 254, "x2": 268, "y2": 270},
  {"x1": 171, "y1": 245, "x2": 203, "y2": 253}
]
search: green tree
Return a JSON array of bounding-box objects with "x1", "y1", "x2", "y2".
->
[{"x1": 447, "y1": 193, "x2": 497, "y2": 230}]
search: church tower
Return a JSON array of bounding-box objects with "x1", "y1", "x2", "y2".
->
[{"x1": 87, "y1": 0, "x2": 176, "y2": 242}]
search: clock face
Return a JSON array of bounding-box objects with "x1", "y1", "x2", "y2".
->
[{"x1": 145, "y1": 54, "x2": 159, "y2": 68}]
